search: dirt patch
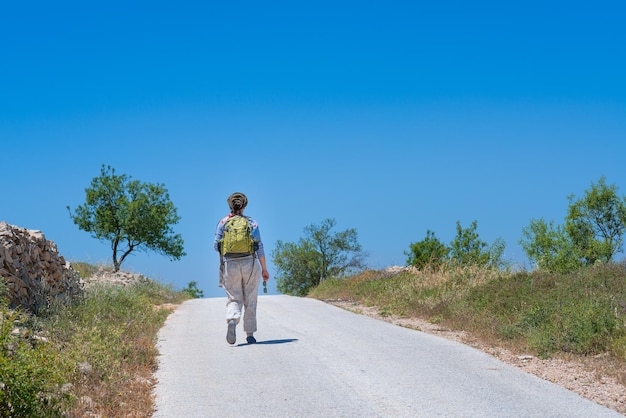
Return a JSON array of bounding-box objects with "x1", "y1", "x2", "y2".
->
[
  {"x1": 328, "y1": 300, "x2": 626, "y2": 416},
  {"x1": 153, "y1": 303, "x2": 179, "y2": 311}
]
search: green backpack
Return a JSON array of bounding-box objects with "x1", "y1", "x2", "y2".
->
[{"x1": 221, "y1": 215, "x2": 255, "y2": 257}]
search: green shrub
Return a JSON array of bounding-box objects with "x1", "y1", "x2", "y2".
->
[
  {"x1": 459, "y1": 264, "x2": 626, "y2": 357},
  {"x1": 0, "y1": 304, "x2": 70, "y2": 417},
  {"x1": 0, "y1": 273, "x2": 185, "y2": 417}
]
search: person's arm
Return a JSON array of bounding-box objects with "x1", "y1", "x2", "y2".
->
[
  {"x1": 258, "y1": 256, "x2": 270, "y2": 282},
  {"x1": 250, "y1": 218, "x2": 269, "y2": 281},
  {"x1": 214, "y1": 219, "x2": 226, "y2": 287},
  {"x1": 214, "y1": 218, "x2": 226, "y2": 253}
]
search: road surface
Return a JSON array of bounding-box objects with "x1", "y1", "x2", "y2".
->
[{"x1": 153, "y1": 295, "x2": 621, "y2": 417}]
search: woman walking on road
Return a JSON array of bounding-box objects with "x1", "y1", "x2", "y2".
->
[{"x1": 214, "y1": 192, "x2": 270, "y2": 345}]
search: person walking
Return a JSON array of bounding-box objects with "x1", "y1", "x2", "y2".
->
[{"x1": 214, "y1": 192, "x2": 270, "y2": 345}]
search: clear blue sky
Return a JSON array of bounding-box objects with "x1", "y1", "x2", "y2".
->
[{"x1": 2, "y1": 1, "x2": 625, "y2": 297}]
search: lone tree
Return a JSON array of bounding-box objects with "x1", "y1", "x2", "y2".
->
[
  {"x1": 68, "y1": 165, "x2": 185, "y2": 271},
  {"x1": 272, "y1": 218, "x2": 367, "y2": 296}
]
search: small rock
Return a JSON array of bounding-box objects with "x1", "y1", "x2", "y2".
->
[{"x1": 78, "y1": 361, "x2": 93, "y2": 375}]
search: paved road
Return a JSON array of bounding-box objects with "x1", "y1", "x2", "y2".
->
[{"x1": 153, "y1": 295, "x2": 621, "y2": 417}]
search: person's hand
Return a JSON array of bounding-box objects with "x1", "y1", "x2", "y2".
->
[{"x1": 262, "y1": 269, "x2": 270, "y2": 281}]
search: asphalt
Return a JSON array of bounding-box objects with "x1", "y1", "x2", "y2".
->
[{"x1": 153, "y1": 295, "x2": 622, "y2": 417}]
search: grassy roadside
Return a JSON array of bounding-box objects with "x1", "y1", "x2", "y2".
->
[
  {"x1": 1, "y1": 266, "x2": 188, "y2": 417},
  {"x1": 309, "y1": 263, "x2": 626, "y2": 382}
]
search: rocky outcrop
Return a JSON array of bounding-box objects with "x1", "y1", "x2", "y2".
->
[
  {"x1": 0, "y1": 221, "x2": 82, "y2": 312},
  {"x1": 82, "y1": 267, "x2": 152, "y2": 288}
]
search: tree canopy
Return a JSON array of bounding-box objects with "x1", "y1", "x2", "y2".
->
[
  {"x1": 565, "y1": 176, "x2": 626, "y2": 264},
  {"x1": 449, "y1": 220, "x2": 506, "y2": 268},
  {"x1": 405, "y1": 229, "x2": 448, "y2": 270},
  {"x1": 68, "y1": 165, "x2": 185, "y2": 271},
  {"x1": 181, "y1": 281, "x2": 204, "y2": 298},
  {"x1": 520, "y1": 176, "x2": 626, "y2": 272},
  {"x1": 272, "y1": 218, "x2": 367, "y2": 296},
  {"x1": 406, "y1": 220, "x2": 506, "y2": 270}
]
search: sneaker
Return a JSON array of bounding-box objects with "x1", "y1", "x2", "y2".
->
[
  {"x1": 246, "y1": 335, "x2": 256, "y2": 344},
  {"x1": 226, "y1": 320, "x2": 236, "y2": 344}
]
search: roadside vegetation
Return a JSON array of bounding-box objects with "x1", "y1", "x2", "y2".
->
[
  {"x1": 309, "y1": 263, "x2": 626, "y2": 366},
  {"x1": 0, "y1": 264, "x2": 190, "y2": 417},
  {"x1": 272, "y1": 218, "x2": 367, "y2": 296}
]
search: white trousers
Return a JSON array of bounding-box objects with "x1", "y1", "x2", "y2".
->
[{"x1": 222, "y1": 256, "x2": 261, "y2": 334}]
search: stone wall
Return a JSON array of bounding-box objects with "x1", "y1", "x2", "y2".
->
[{"x1": 0, "y1": 221, "x2": 82, "y2": 312}]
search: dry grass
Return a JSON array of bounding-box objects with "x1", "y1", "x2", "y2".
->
[
  {"x1": 57, "y1": 284, "x2": 187, "y2": 418},
  {"x1": 68, "y1": 336, "x2": 161, "y2": 418}
]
